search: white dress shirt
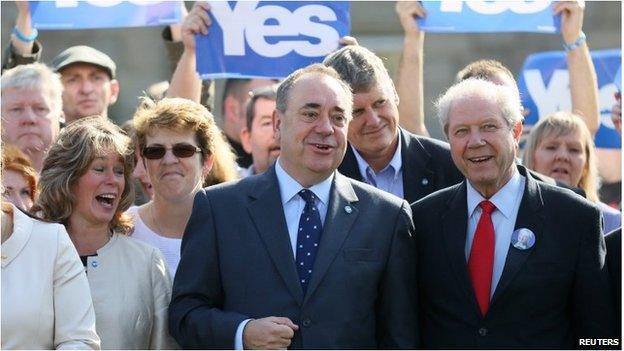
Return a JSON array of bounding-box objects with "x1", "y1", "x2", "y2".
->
[
  {"x1": 465, "y1": 169, "x2": 525, "y2": 297},
  {"x1": 234, "y1": 159, "x2": 333, "y2": 349},
  {"x1": 351, "y1": 138, "x2": 404, "y2": 199}
]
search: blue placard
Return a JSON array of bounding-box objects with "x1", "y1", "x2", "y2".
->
[
  {"x1": 418, "y1": 0, "x2": 558, "y2": 33},
  {"x1": 30, "y1": 1, "x2": 182, "y2": 30},
  {"x1": 517, "y1": 49, "x2": 622, "y2": 149},
  {"x1": 196, "y1": 1, "x2": 350, "y2": 79}
]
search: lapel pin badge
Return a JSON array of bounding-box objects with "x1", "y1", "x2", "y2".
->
[
  {"x1": 421, "y1": 178, "x2": 429, "y2": 186},
  {"x1": 511, "y1": 228, "x2": 535, "y2": 250},
  {"x1": 344, "y1": 205, "x2": 353, "y2": 214}
]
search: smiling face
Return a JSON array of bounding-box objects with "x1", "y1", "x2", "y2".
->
[
  {"x1": 70, "y1": 149, "x2": 125, "y2": 227},
  {"x1": 274, "y1": 73, "x2": 351, "y2": 187},
  {"x1": 143, "y1": 128, "x2": 212, "y2": 203},
  {"x1": 1, "y1": 87, "x2": 60, "y2": 155},
  {"x1": 348, "y1": 80, "x2": 400, "y2": 163},
  {"x1": 59, "y1": 63, "x2": 119, "y2": 123},
  {"x1": 447, "y1": 94, "x2": 522, "y2": 198},
  {"x1": 532, "y1": 129, "x2": 586, "y2": 187}
]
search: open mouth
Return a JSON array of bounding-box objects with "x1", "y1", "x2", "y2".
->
[
  {"x1": 550, "y1": 167, "x2": 569, "y2": 176},
  {"x1": 95, "y1": 193, "x2": 116, "y2": 207},
  {"x1": 468, "y1": 156, "x2": 493, "y2": 164},
  {"x1": 315, "y1": 143, "x2": 331, "y2": 151}
]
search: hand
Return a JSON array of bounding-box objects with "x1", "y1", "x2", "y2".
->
[
  {"x1": 612, "y1": 91, "x2": 621, "y2": 133},
  {"x1": 395, "y1": 1, "x2": 426, "y2": 37},
  {"x1": 553, "y1": 1, "x2": 585, "y2": 45},
  {"x1": 181, "y1": 1, "x2": 212, "y2": 52},
  {"x1": 339, "y1": 35, "x2": 359, "y2": 47},
  {"x1": 243, "y1": 316, "x2": 299, "y2": 350}
]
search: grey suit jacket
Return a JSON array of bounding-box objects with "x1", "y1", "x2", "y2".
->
[{"x1": 169, "y1": 166, "x2": 418, "y2": 349}]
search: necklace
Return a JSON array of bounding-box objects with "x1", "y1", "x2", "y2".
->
[{"x1": 150, "y1": 203, "x2": 165, "y2": 235}]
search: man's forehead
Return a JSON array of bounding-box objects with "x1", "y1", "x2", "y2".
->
[
  {"x1": 292, "y1": 73, "x2": 350, "y2": 104},
  {"x1": 2, "y1": 87, "x2": 49, "y2": 102}
]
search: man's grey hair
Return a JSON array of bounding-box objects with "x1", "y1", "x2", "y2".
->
[
  {"x1": 276, "y1": 63, "x2": 352, "y2": 115},
  {"x1": 1, "y1": 63, "x2": 64, "y2": 115},
  {"x1": 436, "y1": 78, "x2": 523, "y2": 136},
  {"x1": 323, "y1": 45, "x2": 396, "y2": 98}
]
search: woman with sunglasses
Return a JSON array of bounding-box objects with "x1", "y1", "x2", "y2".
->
[
  {"x1": 32, "y1": 117, "x2": 178, "y2": 349},
  {"x1": 129, "y1": 97, "x2": 238, "y2": 277}
]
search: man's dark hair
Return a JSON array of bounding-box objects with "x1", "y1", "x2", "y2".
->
[
  {"x1": 245, "y1": 84, "x2": 278, "y2": 131},
  {"x1": 222, "y1": 78, "x2": 252, "y2": 106},
  {"x1": 455, "y1": 59, "x2": 516, "y2": 85}
]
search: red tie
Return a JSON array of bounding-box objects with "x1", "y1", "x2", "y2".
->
[{"x1": 468, "y1": 200, "x2": 496, "y2": 316}]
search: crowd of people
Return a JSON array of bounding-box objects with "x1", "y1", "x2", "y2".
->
[{"x1": 1, "y1": 0, "x2": 621, "y2": 349}]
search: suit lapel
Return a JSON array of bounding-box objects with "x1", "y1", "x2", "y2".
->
[
  {"x1": 401, "y1": 129, "x2": 434, "y2": 204},
  {"x1": 247, "y1": 167, "x2": 304, "y2": 304},
  {"x1": 441, "y1": 182, "x2": 482, "y2": 316},
  {"x1": 490, "y1": 166, "x2": 544, "y2": 305},
  {"x1": 303, "y1": 173, "x2": 359, "y2": 305}
]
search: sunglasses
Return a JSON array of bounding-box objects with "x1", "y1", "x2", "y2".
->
[{"x1": 142, "y1": 143, "x2": 202, "y2": 160}]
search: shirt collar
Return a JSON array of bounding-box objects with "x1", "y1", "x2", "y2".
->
[
  {"x1": 466, "y1": 167, "x2": 523, "y2": 219},
  {"x1": 275, "y1": 158, "x2": 333, "y2": 207},
  {"x1": 351, "y1": 134, "x2": 402, "y2": 178}
]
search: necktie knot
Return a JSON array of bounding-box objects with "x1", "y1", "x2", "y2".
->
[
  {"x1": 299, "y1": 189, "x2": 316, "y2": 205},
  {"x1": 479, "y1": 200, "x2": 496, "y2": 215}
]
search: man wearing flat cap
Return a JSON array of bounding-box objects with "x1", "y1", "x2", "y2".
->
[
  {"x1": 50, "y1": 45, "x2": 119, "y2": 124},
  {"x1": 3, "y1": 3, "x2": 119, "y2": 124}
]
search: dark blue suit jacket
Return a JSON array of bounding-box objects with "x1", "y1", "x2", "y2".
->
[
  {"x1": 411, "y1": 165, "x2": 616, "y2": 349},
  {"x1": 169, "y1": 166, "x2": 418, "y2": 349},
  {"x1": 338, "y1": 128, "x2": 464, "y2": 204}
]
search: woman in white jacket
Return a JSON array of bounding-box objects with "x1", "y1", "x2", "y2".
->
[
  {"x1": 32, "y1": 117, "x2": 178, "y2": 350},
  {"x1": 1, "y1": 201, "x2": 100, "y2": 349}
]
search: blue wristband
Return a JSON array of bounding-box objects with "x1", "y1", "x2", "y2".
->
[
  {"x1": 12, "y1": 26, "x2": 38, "y2": 43},
  {"x1": 563, "y1": 31, "x2": 586, "y2": 52}
]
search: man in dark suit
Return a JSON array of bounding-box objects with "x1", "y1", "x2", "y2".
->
[
  {"x1": 169, "y1": 64, "x2": 418, "y2": 349},
  {"x1": 411, "y1": 78, "x2": 616, "y2": 349},
  {"x1": 323, "y1": 46, "x2": 463, "y2": 204}
]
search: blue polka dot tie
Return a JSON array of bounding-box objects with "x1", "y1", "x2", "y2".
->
[{"x1": 296, "y1": 189, "x2": 323, "y2": 292}]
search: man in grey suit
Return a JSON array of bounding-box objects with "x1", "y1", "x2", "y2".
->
[
  {"x1": 169, "y1": 64, "x2": 418, "y2": 349},
  {"x1": 324, "y1": 45, "x2": 463, "y2": 204}
]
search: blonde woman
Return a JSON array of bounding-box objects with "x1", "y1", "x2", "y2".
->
[
  {"x1": 128, "y1": 97, "x2": 238, "y2": 277},
  {"x1": 523, "y1": 112, "x2": 621, "y2": 233},
  {"x1": 32, "y1": 116, "x2": 178, "y2": 349}
]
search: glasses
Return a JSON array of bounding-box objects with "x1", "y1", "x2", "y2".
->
[{"x1": 142, "y1": 143, "x2": 202, "y2": 160}]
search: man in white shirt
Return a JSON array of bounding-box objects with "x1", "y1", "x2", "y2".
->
[
  {"x1": 411, "y1": 78, "x2": 616, "y2": 349},
  {"x1": 169, "y1": 63, "x2": 418, "y2": 349},
  {"x1": 324, "y1": 45, "x2": 463, "y2": 203}
]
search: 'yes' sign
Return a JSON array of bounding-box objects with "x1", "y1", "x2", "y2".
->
[
  {"x1": 418, "y1": 0, "x2": 558, "y2": 33},
  {"x1": 518, "y1": 49, "x2": 622, "y2": 149},
  {"x1": 30, "y1": 1, "x2": 182, "y2": 29},
  {"x1": 196, "y1": 1, "x2": 350, "y2": 79}
]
